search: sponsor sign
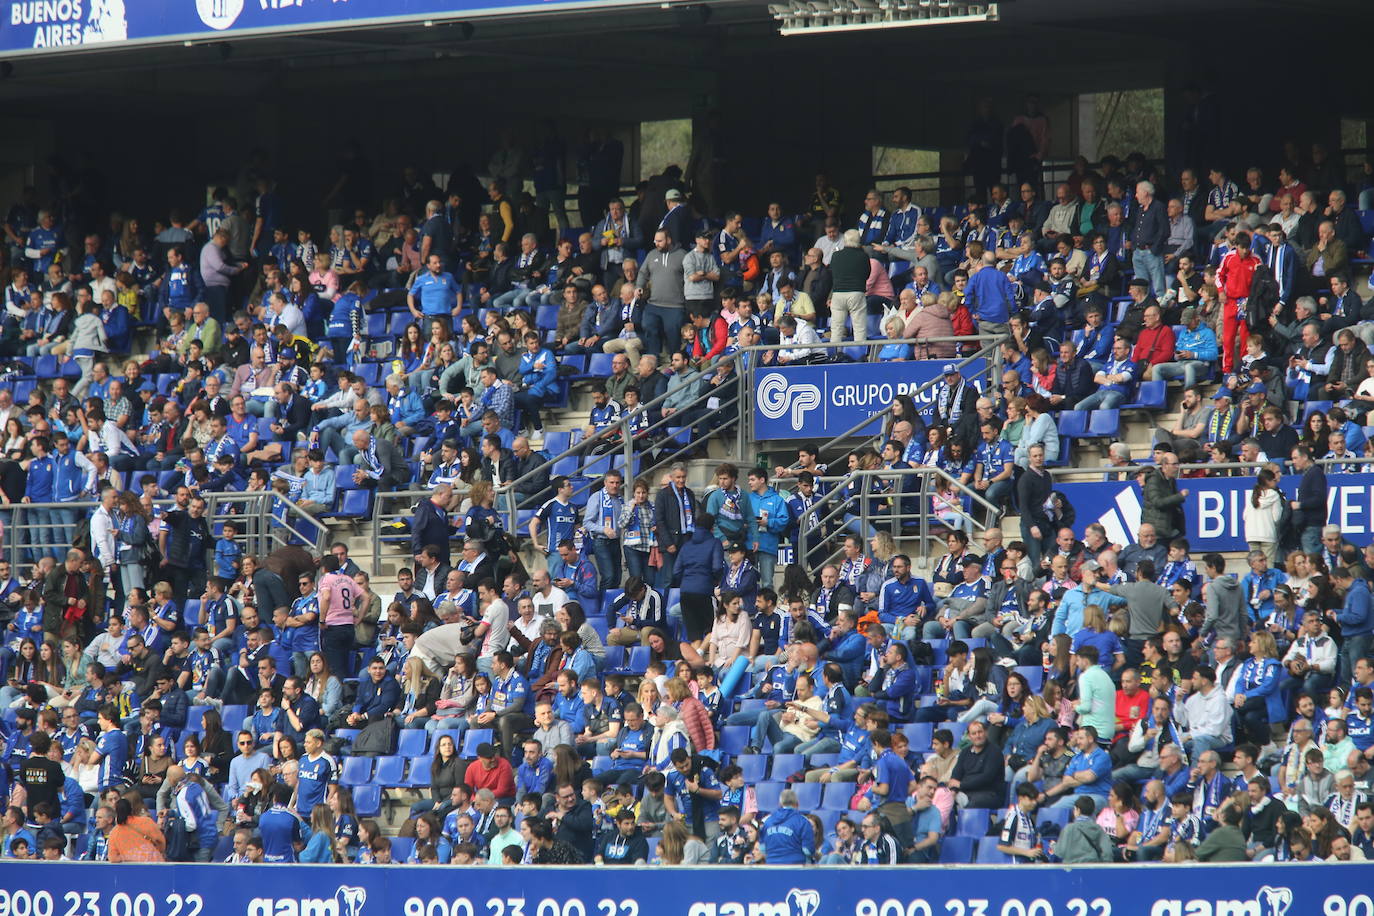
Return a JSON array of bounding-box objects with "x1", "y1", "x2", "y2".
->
[
  {"x1": 753, "y1": 359, "x2": 986, "y2": 440},
  {"x1": 0, "y1": 0, "x2": 660, "y2": 55},
  {"x1": 0, "y1": 863, "x2": 1357, "y2": 916}
]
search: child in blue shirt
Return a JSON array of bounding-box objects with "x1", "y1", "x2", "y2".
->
[
  {"x1": 303, "y1": 362, "x2": 329, "y2": 403},
  {"x1": 215, "y1": 520, "x2": 242, "y2": 580}
]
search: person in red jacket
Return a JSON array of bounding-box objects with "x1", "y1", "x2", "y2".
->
[
  {"x1": 1216, "y1": 233, "x2": 1260, "y2": 374},
  {"x1": 688, "y1": 307, "x2": 729, "y2": 368},
  {"x1": 463, "y1": 742, "x2": 516, "y2": 801},
  {"x1": 1130, "y1": 304, "x2": 1176, "y2": 368}
]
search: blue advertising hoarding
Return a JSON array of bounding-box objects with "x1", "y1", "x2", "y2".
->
[
  {"x1": 0, "y1": 0, "x2": 659, "y2": 56},
  {"x1": 753, "y1": 358, "x2": 986, "y2": 441},
  {"x1": 1055, "y1": 471, "x2": 1374, "y2": 552},
  {"x1": 0, "y1": 861, "x2": 1366, "y2": 916}
]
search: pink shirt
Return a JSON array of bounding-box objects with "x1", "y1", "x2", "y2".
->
[{"x1": 318, "y1": 572, "x2": 358, "y2": 627}]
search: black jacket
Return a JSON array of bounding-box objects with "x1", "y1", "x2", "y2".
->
[
  {"x1": 654, "y1": 482, "x2": 697, "y2": 549},
  {"x1": 1131, "y1": 198, "x2": 1168, "y2": 252},
  {"x1": 274, "y1": 395, "x2": 313, "y2": 442},
  {"x1": 1051, "y1": 357, "x2": 1095, "y2": 406},
  {"x1": 411, "y1": 497, "x2": 453, "y2": 562}
]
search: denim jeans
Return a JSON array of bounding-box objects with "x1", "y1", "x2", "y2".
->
[
  {"x1": 1074, "y1": 389, "x2": 1125, "y2": 411},
  {"x1": 1152, "y1": 359, "x2": 1209, "y2": 389},
  {"x1": 1339, "y1": 633, "x2": 1372, "y2": 686},
  {"x1": 1132, "y1": 248, "x2": 1167, "y2": 298},
  {"x1": 641, "y1": 304, "x2": 684, "y2": 360},
  {"x1": 591, "y1": 537, "x2": 622, "y2": 591}
]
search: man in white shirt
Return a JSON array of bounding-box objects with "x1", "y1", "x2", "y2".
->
[
  {"x1": 473, "y1": 580, "x2": 510, "y2": 674},
  {"x1": 88, "y1": 485, "x2": 119, "y2": 578},
  {"x1": 81, "y1": 413, "x2": 138, "y2": 473},
  {"x1": 772, "y1": 315, "x2": 821, "y2": 365},
  {"x1": 529, "y1": 569, "x2": 568, "y2": 620},
  {"x1": 1281, "y1": 609, "x2": 1338, "y2": 697},
  {"x1": 1176, "y1": 664, "x2": 1232, "y2": 758}
]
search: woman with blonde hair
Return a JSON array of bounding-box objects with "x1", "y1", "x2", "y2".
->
[
  {"x1": 397, "y1": 656, "x2": 441, "y2": 729},
  {"x1": 657, "y1": 818, "x2": 709, "y2": 864},
  {"x1": 300, "y1": 804, "x2": 340, "y2": 862},
  {"x1": 1071, "y1": 605, "x2": 1125, "y2": 671},
  {"x1": 1234, "y1": 629, "x2": 1283, "y2": 745}
]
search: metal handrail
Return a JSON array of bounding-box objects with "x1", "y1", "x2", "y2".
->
[
  {"x1": 1046, "y1": 455, "x2": 1374, "y2": 478},
  {"x1": 808, "y1": 335, "x2": 1005, "y2": 456},
  {"x1": 3, "y1": 491, "x2": 326, "y2": 569}
]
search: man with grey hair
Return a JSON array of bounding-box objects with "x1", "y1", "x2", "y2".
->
[
  {"x1": 827, "y1": 228, "x2": 870, "y2": 345},
  {"x1": 1106, "y1": 441, "x2": 1134, "y2": 480},
  {"x1": 1132, "y1": 179, "x2": 1168, "y2": 298}
]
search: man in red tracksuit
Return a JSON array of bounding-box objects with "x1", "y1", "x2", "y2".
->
[{"x1": 1216, "y1": 234, "x2": 1260, "y2": 374}]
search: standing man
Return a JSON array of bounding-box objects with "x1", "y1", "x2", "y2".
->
[
  {"x1": 641, "y1": 230, "x2": 687, "y2": 360},
  {"x1": 653, "y1": 463, "x2": 696, "y2": 592},
  {"x1": 1290, "y1": 445, "x2": 1328, "y2": 554},
  {"x1": 1329, "y1": 566, "x2": 1372, "y2": 686},
  {"x1": 827, "y1": 230, "x2": 869, "y2": 345},
  {"x1": 317, "y1": 554, "x2": 360, "y2": 680},
  {"x1": 199, "y1": 230, "x2": 247, "y2": 322},
  {"x1": 1130, "y1": 181, "x2": 1168, "y2": 298}
]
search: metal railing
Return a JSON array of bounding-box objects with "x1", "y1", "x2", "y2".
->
[
  {"x1": 2, "y1": 490, "x2": 329, "y2": 569},
  {"x1": 804, "y1": 333, "x2": 1005, "y2": 459}
]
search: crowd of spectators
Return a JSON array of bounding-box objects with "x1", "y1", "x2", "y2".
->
[{"x1": 0, "y1": 131, "x2": 1373, "y2": 868}]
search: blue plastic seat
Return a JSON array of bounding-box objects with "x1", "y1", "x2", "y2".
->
[
  {"x1": 754, "y1": 781, "x2": 784, "y2": 812},
  {"x1": 535, "y1": 305, "x2": 559, "y2": 330},
  {"x1": 1014, "y1": 666, "x2": 1045, "y2": 692},
  {"x1": 791, "y1": 782, "x2": 821, "y2": 809},
  {"x1": 602, "y1": 645, "x2": 626, "y2": 672},
  {"x1": 461, "y1": 729, "x2": 493, "y2": 757},
  {"x1": 389, "y1": 312, "x2": 413, "y2": 337},
  {"x1": 1056, "y1": 411, "x2": 1088, "y2": 438},
  {"x1": 221, "y1": 705, "x2": 248, "y2": 733},
  {"x1": 1126, "y1": 379, "x2": 1166, "y2": 410},
  {"x1": 408, "y1": 756, "x2": 434, "y2": 787},
  {"x1": 1036, "y1": 807, "x2": 1071, "y2": 833},
  {"x1": 956, "y1": 807, "x2": 992, "y2": 837},
  {"x1": 719, "y1": 726, "x2": 750, "y2": 757},
  {"x1": 338, "y1": 756, "x2": 373, "y2": 787},
  {"x1": 821, "y1": 782, "x2": 852, "y2": 810},
  {"x1": 735, "y1": 755, "x2": 767, "y2": 783},
  {"x1": 624, "y1": 646, "x2": 650, "y2": 674},
  {"x1": 390, "y1": 837, "x2": 415, "y2": 862},
  {"x1": 336, "y1": 489, "x2": 372, "y2": 517},
  {"x1": 353, "y1": 785, "x2": 382, "y2": 817},
  {"x1": 939, "y1": 835, "x2": 975, "y2": 863},
  {"x1": 770, "y1": 753, "x2": 804, "y2": 780},
  {"x1": 373, "y1": 755, "x2": 406, "y2": 786},
  {"x1": 397, "y1": 729, "x2": 429, "y2": 757},
  {"x1": 901, "y1": 722, "x2": 933, "y2": 752},
  {"x1": 586, "y1": 353, "x2": 614, "y2": 378},
  {"x1": 976, "y1": 836, "x2": 1013, "y2": 863},
  {"x1": 1086, "y1": 409, "x2": 1120, "y2": 438}
]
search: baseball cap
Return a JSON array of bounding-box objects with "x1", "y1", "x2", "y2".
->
[
  {"x1": 665, "y1": 188, "x2": 683, "y2": 201},
  {"x1": 961, "y1": 555, "x2": 982, "y2": 567},
  {"x1": 1080, "y1": 560, "x2": 1101, "y2": 572},
  {"x1": 942, "y1": 363, "x2": 959, "y2": 375},
  {"x1": 476, "y1": 742, "x2": 496, "y2": 759},
  {"x1": 1128, "y1": 277, "x2": 1149, "y2": 289},
  {"x1": 1247, "y1": 382, "x2": 1266, "y2": 394},
  {"x1": 1213, "y1": 389, "x2": 1233, "y2": 401}
]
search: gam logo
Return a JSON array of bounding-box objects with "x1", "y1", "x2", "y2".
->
[
  {"x1": 1150, "y1": 885, "x2": 1292, "y2": 916},
  {"x1": 247, "y1": 886, "x2": 366, "y2": 916},
  {"x1": 688, "y1": 888, "x2": 820, "y2": 916}
]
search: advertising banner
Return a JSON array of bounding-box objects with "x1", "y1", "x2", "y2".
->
[
  {"x1": 0, "y1": 861, "x2": 1364, "y2": 916},
  {"x1": 1055, "y1": 471, "x2": 1374, "y2": 551},
  {"x1": 753, "y1": 358, "x2": 986, "y2": 441},
  {"x1": 0, "y1": 0, "x2": 659, "y2": 56}
]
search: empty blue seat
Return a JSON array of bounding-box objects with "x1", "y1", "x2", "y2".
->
[
  {"x1": 770, "y1": 754, "x2": 804, "y2": 780},
  {"x1": 976, "y1": 836, "x2": 1013, "y2": 863},
  {"x1": 183, "y1": 599, "x2": 203, "y2": 625},
  {"x1": 543, "y1": 431, "x2": 571, "y2": 455},
  {"x1": 901, "y1": 722, "x2": 933, "y2": 752},
  {"x1": 1056, "y1": 411, "x2": 1088, "y2": 438},
  {"x1": 1086, "y1": 409, "x2": 1120, "y2": 438},
  {"x1": 338, "y1": 756, "x2": 373, "y2": 787},
  {"x1": 602, "y1": 645, "x2": 626, "y2": 672},
  {"x1": 186, "y1": 704, "x2": 211, "y2": 728},
  {"x1": 397, "y1": 729, "x2": 429, "y2": 757},
  {"x1": 222, "y1": 705, "x2": 248, "y2": 733},
  {"x1": 389, "y1": 312, "x2": 413, "y2": 337},
  {"x1": 939, "y1": 835, "x2": 975, "y2": 863},
  {"x1": 808, "y1": 753, "x2": 840, "y2": 769},
  {"x1": 34, "y1": 354, "x2": 58, "y2": 378},
  {"x1": 754, "y1": 781, "x2": 785, "y2": 812},
  {"x1": 408, "y1": 756, "x2": 434, "y2": 787},
  {"x1": 719, "y1": 727, "x2": 750, "y2": 758},
  {"x1": 353, "y1": 785, "x2": 382, "y2": 817},
  {"x1": 336, "y1": 489, "x2": 372, "y2": 517},
  {"x1": 956, "y1": 807, "x2": 992, "y2": 837},
  {"x1": 735, "y1": 755, "x2": 767, "y2": 783},
  {"x1": 821, "y1": 782, "x2": 853, "y2": 810},
  {"x1": 462, "y1": 730, "x2": 494, "y2": 757},
  {"x1": 1036, "y1": 807, "x2": 1071, "y2": 833},
  {"x1": 365, "y1": 312, "x2": 388, "y2": 338},
  {"x1": 791, "y1": 782, "x2": 822, "y2": 809},
  {"x1": 1126, "y1": 379, "x2": 1166, "y2": 409},
  {"x1": 624, "y1": 646, "x2": 650, "y2": 674},
  {"x1": 390, "y1": 837, "x2": 415, "y2": 862},
  {"x1": 373, "y1": 755, "x2": 406, "y2": 786},
  {"x1": 586, "y1": 353, "x2": 614, "y2": 378},
  {"x1": 535, "y1": 305, "x2": 559, "y2": 330}
]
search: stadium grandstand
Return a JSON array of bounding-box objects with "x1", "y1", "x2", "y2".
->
[{"x1": 0, "y1": 0, "x2": 1373, "y2": 895}]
